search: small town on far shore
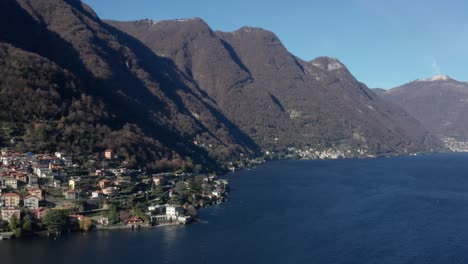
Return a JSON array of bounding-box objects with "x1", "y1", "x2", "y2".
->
[{"x1": 0, "y1": 147, "x2": 230, "y2": 240}]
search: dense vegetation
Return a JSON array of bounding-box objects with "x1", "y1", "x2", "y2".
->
[
  {"x1": 109, "y1": 19, "x2": 443, "y2": 156},
  {"x1": 0, "y1": 0, "x2": 444, "y2": 174},
  {"x1": 0, "y1": 0, "x2": 259, "y2": 172}
]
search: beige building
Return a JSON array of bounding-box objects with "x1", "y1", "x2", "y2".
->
[
  {"x1": 1, "y1": 207, "x2": 20, "y2": 222},
  {"x1": 1, "y1": 193, "x2": 20, "y2": 207},
  {"x1": 0, "y1": 177, "x2": 18, "y2": 189},
  {"x1": 104, "y1": 149, "x2": 113, "y2": 159}
]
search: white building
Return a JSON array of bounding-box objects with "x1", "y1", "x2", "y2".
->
[
  {"x1": 24, "y1": 195, "x2": 40, "y2": 209},
  {"x1": 166, "y1": 205, "x2": 183, "y2": 220},
  {"x1": 54, "y1": 151, "x2": 66, "y2": 158},
  {"x1": 34, "y1": 167, "x2": 52, "y2": 178},
  {"x1": 0, "y1": 178, "x2": 18, "y2": 189},
  {"x1": 91, "y1": 191, "x2": 103, "y2": 199},
  {"x1": 148, "y1": 204, "x2": 166, "y2": 214}
]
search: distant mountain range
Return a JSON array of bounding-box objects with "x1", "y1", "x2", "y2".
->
[
  {"x1": 376, "y1": 75, "x2": 468, "y2": 145},
  {"x1": 0, "y1": 0, "x2": 443, "y2": 171}
]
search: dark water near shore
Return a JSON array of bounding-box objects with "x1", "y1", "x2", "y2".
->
[{"x1": 3, "y1": 153, "x2": 468, "y2": 264}]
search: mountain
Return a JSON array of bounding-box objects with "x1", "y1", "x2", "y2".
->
[
  {"x1": 0, "y1": 0, "x2": 443, "y2": 172},
  {"x1": 107, "y1": 19, "x2": 442, "y2": 156},
  {"x1": 379, "y1": 75, "x2": 468, "y2": 143},
  {"x1": 372, "y1": 88, "x2": 386, "y2": 95},
  {"x1": 0, "y1": 0, "x2": 259, "y2": 171}
]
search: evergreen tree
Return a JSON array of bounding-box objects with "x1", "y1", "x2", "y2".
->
[
  {"x1": 9, "y1": 214, "x2": 20, "y2": 231},
  {"x1": 107, "y1": 205, "x2": 119, "y2": 224},
  {"x1": 42, "y1": 210, "x2": 68, "y2": 233}
]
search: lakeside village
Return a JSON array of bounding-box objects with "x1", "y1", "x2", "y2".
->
[
  {"x1": 0, "y1": 142, "x2": 390, "y2": 240},
  {"x1": 0, "y1": 148, "x2": 230, "y2": 240}
]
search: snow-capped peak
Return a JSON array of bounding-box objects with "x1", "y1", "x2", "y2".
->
[{"x1": 418, "y1": 75, "x2": 452, "y2": 82}]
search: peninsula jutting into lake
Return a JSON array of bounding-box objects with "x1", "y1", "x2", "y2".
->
[{"x1": 0, "y1": 147, "x2": 231, "y2": 240}]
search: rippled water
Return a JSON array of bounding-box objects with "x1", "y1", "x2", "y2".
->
[{"x1": 2, "y1": 153, "x2": 468, "y2": 264}]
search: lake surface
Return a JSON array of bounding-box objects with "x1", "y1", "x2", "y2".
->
[{"x1": 3, "y1": 153, "x2": 468, "y2": 264}]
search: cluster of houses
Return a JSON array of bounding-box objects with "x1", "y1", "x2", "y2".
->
[
  {"x1": 0, "y1": 148, "x2": 113, "y2": 223},
  {"x1": 0, "y1": 146, "x2": 230, "y2": 231},
  {"x1": 0, "y1": 148, "x2": 135, "y2": 223},
  {"x1": 0, "y1": 191, "x2": 46, "y2": 223},
  {"x1": 0, "y1": 148, "x2": 64, "y2": 223}
]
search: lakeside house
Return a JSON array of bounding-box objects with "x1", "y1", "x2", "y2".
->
[
  {"x1": 125, "y1": 216, "x2": 144, "y2": 227},
  {"x1": 147, "y1": 204, "x2": 191, "y2": 224},
  {"x1": 90, "y1": 216, "x2": 109, "y2": 226},
  {"x1": 166, "y1": 205, "x2": 184, "y2": 220}
]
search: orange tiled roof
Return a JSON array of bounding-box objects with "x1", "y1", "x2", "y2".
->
[{"x1": 2, "y1": 192, "x2": 20, "y2": 197}]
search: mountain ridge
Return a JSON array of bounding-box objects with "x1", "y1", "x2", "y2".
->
[
  {"x1": 0, "y1": 0, "x2": 259, "y2": 171},
  {"x1": 378, "y1": 75, "x2": 468, "y2": 144},
  {"x1": 107, "y1": 17, "x2": 443, "y2": 156},
  {"x1": 0, "y1": 0, "x2": 445, "y2": 172}
]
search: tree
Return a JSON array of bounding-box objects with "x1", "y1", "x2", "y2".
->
[
  {"x1": 152, "y1": 184, "x2": 165, "y2": 198},
  {"x1": 22, "y1": 219, "x2": 32, "y2": 232},
  {"x1": 194, "y1": 164, "x2": 203, "y2": 174},
  {"x1": 79, "y1": 217, "x2": 93, "y2": 231},
  {"x1": 181, "y1": 162, "x2": 187, "y2": 173},
  {"x1": 118, "y1": 210, "x2": 130, "y2": 223},
  {"x1": 168, "y1": 193, "x2": 181, "y2": 205},
  {"x1": 195, "y1": 175, "x2": 205, "y2": 191},
  {"x1": 175, "y1": 181, "x2": 187, "y2": 196},
  {"x1": 13, "y1": 227, "x2": 22, "y2": 238},
  {"x1": 133, "y1": 208, "x2": 149, "y2": 223},
  {"x1": 9, "y1": 214, "x2": 20, "y2": 231},
  {"x1": 189, "y1": 176, "x2": 203, "y2": 193},
  {"x1": 107, "y1": 205, "x2": 119, "y2": 224},
  {"x1": 42, "y1": 210, "x2": 68, "y2": 233}
]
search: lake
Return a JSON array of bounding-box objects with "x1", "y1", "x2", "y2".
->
[{"x1": 2, "y1": 153, "x2": 468, "y2": 264}]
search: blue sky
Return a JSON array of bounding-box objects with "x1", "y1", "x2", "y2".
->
[{"x1": 84, "y1": 0, "x2": 467, "y2": 89}]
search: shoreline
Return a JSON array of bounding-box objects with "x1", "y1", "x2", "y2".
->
[
  {"x1": 94, "y1": 221, "x2": 186, "y2": 231},
  {"x1": 2, "y1": 152, "x2": 454, "y2": 241}
]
